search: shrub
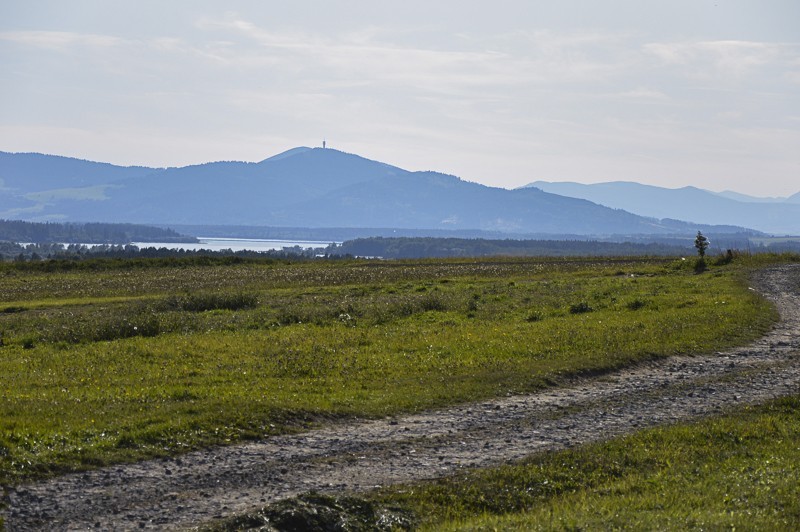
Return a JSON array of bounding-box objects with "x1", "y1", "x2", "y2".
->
[
  {"x1": 626, "y1": 299, "x2": 647, "y2": 311},
  {"x1": 420, "y1": 294, "x2": 448, "y2": 312},
  {"x1": 55, "y1": 315, "x2": 161, "y2": 343},
  {"x1": 569, "y1": 302, "x2": 593, "y2": 314},
  {"x1": 714, "y1": 249, "x2": 736, "y2": 266}
]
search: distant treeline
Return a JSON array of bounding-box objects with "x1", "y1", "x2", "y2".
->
[
  {"x1": 0, "y1": 219, "x2": 196, "y2": 244},
  {"x1": 167, "y1": 224, "x2": 577, "y2": 242},
  {"x1": 326, "y1": 237, "x2": 695, "y2": 259},
  {"x1": 327, "y1": 234, "x2": 800, "y2": 259},
  {"x1": 0, "y1": 242, "x2": 328, "y2": 266},
  {"x1": 4, "y1": 233, "x2": 799, "y2": 265}
]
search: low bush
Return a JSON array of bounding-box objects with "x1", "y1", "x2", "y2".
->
[{"x1": 162, "y1": 292, "x2": 258, "y2": 312}]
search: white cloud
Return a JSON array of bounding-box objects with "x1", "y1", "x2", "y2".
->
[
  {"x1": 716, "y1": 110, "x2": 743, "y2": 121},
  {"x1": 614, "y1": 88, "x2": 670, "y2": 101},
  {"x1": 190, "y1": 17, "x2": 630, "y2": 94},
  {"x1": 786, "y1": 70, "x2": 800, "y2": 85},
  {"x1": 0, "y1": 30, "x2": 123, "y2": 50},
  {"x1": 643, "y1": 40, "x2": 794, "y2": 79}
]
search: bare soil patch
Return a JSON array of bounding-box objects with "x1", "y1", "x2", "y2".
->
[{"x1": 3, "y1": 265, "x2": 799, "y2": 531}]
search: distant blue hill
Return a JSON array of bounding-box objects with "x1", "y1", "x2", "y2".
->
[
  {"x1": 0, "y1": 148, "x2": 763, "y2": 237},
  {"x1": 525, "y1": 181, "x2": 800, "y2": 236},
  {"x1": 712, "y1": 190, "x2": 788, "y2": 204},
  {"x1": 0, "y1": 151, "x2": 159, "y2": 190}
]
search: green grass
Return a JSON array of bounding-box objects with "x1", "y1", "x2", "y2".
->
[
  {"x1": 361, "y1": 395, "x2": 800, "y2": 531},
  {"x1": 0, "y1": 256, "x2": 785, "y2": 485}
]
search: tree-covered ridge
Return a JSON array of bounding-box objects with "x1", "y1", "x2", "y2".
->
[
  {"x1": 0, "y1": 219, "x2": 196, "y2": 244},
  {"x1": 330, "y1": 232, "x2": 800, "y2": 259},
  {"x1": 330, "y1": 236, "x2": 693, "y2": 258}
]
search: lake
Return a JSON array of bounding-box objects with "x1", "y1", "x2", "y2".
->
[{"x1": 130, "y1": 237, "x2": 335, "y2": 252}]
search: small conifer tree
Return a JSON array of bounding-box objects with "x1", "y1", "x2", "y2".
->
[{"x1": 694, "y1": 231, "x2": 709, "y2": 258}]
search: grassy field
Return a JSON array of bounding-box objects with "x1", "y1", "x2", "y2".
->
[{"x1": 0, "y1": 255, "x2": 784, "y2": 486}]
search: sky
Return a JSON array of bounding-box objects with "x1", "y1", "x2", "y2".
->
[{"x1": 1, "y1": 1, "x2": 799, "y2": 197}]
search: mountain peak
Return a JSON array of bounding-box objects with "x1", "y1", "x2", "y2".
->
[
  {"x1": 258, "y1": 146, "x2": 385, "y2": 167},
  {"x1": 259, "y1": 146, "x2": 312, "y2": 163}
]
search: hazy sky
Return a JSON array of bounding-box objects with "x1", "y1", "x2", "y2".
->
[{"x1": 1, "y1": 1, "x2": 799, "y2": 196}]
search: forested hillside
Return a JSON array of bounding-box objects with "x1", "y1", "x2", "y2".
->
[{"x1": 0, "y1": 220, "x2": 195, "y2": 244}]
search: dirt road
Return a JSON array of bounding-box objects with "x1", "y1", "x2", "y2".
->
[{"x1": 3, "y1": 265, "x2": 799, "y2": 530}]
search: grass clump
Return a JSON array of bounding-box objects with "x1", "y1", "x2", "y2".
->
[{"x1": 162, "y1": 292, "x2": 259, "y2": 313}]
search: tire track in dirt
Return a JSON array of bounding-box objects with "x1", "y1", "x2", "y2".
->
[{"x1": 3, "y1": 265, "x2": 799, "y2": 530}]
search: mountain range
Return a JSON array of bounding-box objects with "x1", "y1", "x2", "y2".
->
[
  {"x1": 525, "y1": 181, "x2": 800, "y2": 236},
  {"x1": 0, "y1": 147, "x2": 788, "y2": 237}
]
